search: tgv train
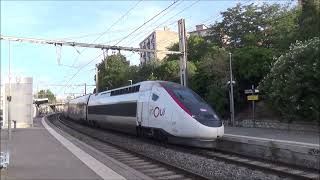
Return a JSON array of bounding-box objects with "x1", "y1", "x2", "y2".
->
[{"x1": 63, "y1": 81, "x2": 224, "y2": 147}]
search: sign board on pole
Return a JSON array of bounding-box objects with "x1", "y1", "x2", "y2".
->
[
  {"x1": 245, "y1": 89, "x2": 259, "y2": 94},
  {"x1": 244, "y1": 89, "x2": 253, "y2": 94},
  {"x1": 247, "y1": 95, "x2": 259, "y2": 101}
]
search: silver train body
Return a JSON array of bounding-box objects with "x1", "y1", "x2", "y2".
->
[{"x1": 63, "y1": 81, "x2": 224, "y2": 147}]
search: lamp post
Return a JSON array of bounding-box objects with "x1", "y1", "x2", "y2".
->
[{"x1": 229, "y1": 52, "x2": 235, "y2": 126}]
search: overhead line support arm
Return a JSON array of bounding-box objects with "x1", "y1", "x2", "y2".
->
[{"x1": 0, "y1": 35, "x2": 182, "y2": 55}]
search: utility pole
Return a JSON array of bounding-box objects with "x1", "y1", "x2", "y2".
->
[
  {"x1": 84, "y1": 83, "x2": 86, "y2": 95},
  {"x1": 95, "y1": 66, "x2": 99, "y2": 93},
  {"x1": 229, "y1": 52, "x2": 235, "y2": 126},
  {"x1": 8, "y1": 41, "x2": 12, "y2": 142},
  {"x1": 178, "y1": 19, "x2": 187, "y2": 87},
  {"x1": 251, "y1": 84, "x2": 256, "y2": 127},
  {"x1": 3, "y1": 40, "x2": 12, "y2": 169}
]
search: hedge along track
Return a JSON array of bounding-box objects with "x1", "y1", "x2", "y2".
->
[{"x1": 47, "y1": 114, "x2": 209, "y2": 180}]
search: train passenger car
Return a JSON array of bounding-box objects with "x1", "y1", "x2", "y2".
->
[
  {"x1": 66, "y1": 81, "x2": 224, "y2": 147},
  {"x1": 87, "y1": 83, "x2": 147, "y2": 133},
  {"x1": 62, "y1": 102, "x2": 69, "y2": 118},
  {"x1": 67, "y1": 94, "x2": 91, "y2": 121}
]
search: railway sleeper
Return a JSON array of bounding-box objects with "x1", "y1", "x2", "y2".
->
[
  {"x1": 127, "y1": 161, "x2": 152, "y2": 166},
  {"x1": 121, "y1": 159, "x2": 145, "y2": 163},
  {"x1": 142, "y1": 167, "x2": 168, "y2": 173},
  {"x1": 108, "y1": 152, "x2": 130, "y2": 157},
  {"x1": 134, "y1": 164, "x2": 159, "y2": 170},
  {"x1": 119, "y1": 157, "x2": 141, "y2": 162},
  {"x1": 151, "y1": 171, "x2": 176, "y2": 177},
  {"x1": 113, "y1": 154, "x2": 134, "y2": 158},
  {"x1": 157, "y1": 174, "x2": 185, "y2": 180}
]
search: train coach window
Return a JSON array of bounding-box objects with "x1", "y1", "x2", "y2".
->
[
  {"x1": 110, "y1": 85, "x2": 140, "y2": 96},
  {"x1": 152, "y1": 93, "x2": 159, "y2": 101}
]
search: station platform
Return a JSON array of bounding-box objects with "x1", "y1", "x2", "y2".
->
[
  {"x1": 217, "y1": 126, "x2": 320, "y2": 170},
  {"x1": 0, "y1": 117, "x2": 149, "y2": 180},
  {"x1": 225, "y1": 126, "x2": 319, "y2": 145}
]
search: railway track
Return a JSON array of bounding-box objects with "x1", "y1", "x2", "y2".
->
[
  {"x1": 47, "y1": 114, "x2": 209, "y2": 180},
  {"x1": 48, "y1": 114, "x2": 319, "y2": 180},
  {"x1": 176, "y1": 147, "x2": 319, "y2": 180}
]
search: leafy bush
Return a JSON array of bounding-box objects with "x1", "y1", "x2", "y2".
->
[{"x1": 259, "y1": 37, "x2": 320, "y2": 122}]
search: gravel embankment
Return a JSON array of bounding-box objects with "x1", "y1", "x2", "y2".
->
[{"x1": 51, "y1": 115, "x2": 292, "y2": 180}]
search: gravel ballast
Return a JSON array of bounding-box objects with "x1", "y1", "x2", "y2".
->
[{"x1": 50, "y1": 115, "x2": 292, "y2": 180}]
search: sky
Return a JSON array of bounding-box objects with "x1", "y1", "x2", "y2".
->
[{"x1": 0, "y1": 0, "x2": 293, "y2": 99}]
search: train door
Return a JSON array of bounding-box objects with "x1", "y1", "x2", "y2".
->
[
  {"x1": 148, "y1": 85, "x2": 165, "y2": 128},
  {"x1": 137, "y1": 91, "x2": 150, "y2": 127}
]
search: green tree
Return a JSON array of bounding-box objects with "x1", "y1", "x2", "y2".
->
[
  {"x1": 37, "y1": 89, "x2": 56, "y2": 103},
  {"x1": 259, "y1": 37, "x2": 320, "y2": 122},
  {"x1": 157, "y1": 60, "x2": 196, "y2": 83},
  {"x1": 165, "y1": 36, "x2": 212, "y2": 63},
  {"x1": 298, "y1": 0, "x2": 320, "y2": 40},
  {"x1": 96, "y1": 53, "x2": 131, "y2": 91},
  {"x1": 231, "y1": 46, "x2": 278, "y2": 109},
  {"x1": 209, "y1": 3, "x2": 297, "y2": 49},
  {"x1": 190, "y1": 47, "x2": 229, "y2": 116},
  {"x1": 135, "y1": 60, "x2": 162, "y2": 81}
]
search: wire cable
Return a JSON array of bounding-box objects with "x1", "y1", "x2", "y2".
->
[
  {"x1": 119, "y1": 0, "x2": 184, "y2": 45},
  {"x1": 124, "y1": 0, "x2": 200, "y2": 46},
  {"x1": 114, "y1": 0, "x2": 180, "y2": 46},
  {"x1": 70, "y1": 0, "x2": 143, "y2": 67},
  {"x1": 60, "y1": 53, "x2": 104, "y2": 93},
  {"x1": 60, "y1": 1, "x2": 143, "y2": 93}
]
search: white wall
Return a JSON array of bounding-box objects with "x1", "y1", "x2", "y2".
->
[{"x1": 3, "y1": 77, "x2": 33, "y2": 128}]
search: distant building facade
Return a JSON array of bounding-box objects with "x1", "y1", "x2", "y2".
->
[
  {"x1": 188, "y1": 24, "x2": 212, "y2": 37},
  {"x1": 139, "y1": 27, "x2": 178, "y2": 64},
  {"x1": 188, "y1": 24, "x2": 231, "y2": 45}
]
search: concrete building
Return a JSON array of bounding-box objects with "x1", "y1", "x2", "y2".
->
[
  {"x1": 139, "y1": 27, "x2": 178, "y2": 64},
  {"x1": 3, "y1": 77, "x2": 34, "y2": 128},
  {"x1": 188, "y1": 24, "x2": 231, "y2": 45},
  {"x1": 188, "y1": 24, "x2": 212, "y2": 37}
]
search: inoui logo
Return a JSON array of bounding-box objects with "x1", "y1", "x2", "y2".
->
[{"x1": 153, "y1": 106, "x2": 165, "y2": 118}]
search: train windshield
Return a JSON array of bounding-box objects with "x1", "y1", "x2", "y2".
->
[{"x1": 160, "y1": 82, "x2": 222, "y2": 127}]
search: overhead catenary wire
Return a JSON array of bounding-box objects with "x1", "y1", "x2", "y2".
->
[
  {"x1": 60, "y1": 0, "x2": 240, "y2": 92},
  {"x1": 114, "y1": 0, "x2": 180, "y2": 46},
  {"x1": 69, "y1": 0, "x2": 143, "y2": 67},
  {"x1": 60, "y1": 0, "x2": 180, "y2": 93},
  {"x1": 124, "y1": 0, "x2": 200, "y2": 46},
  {"x1": 57, "y1": 27, "x2": 143, "y2": 41},
  {"x1": 60, "y1": 53, "x2": 104, "y2": 93},
  {"x1": 119, "y1": 0, "x2": 185, "y2": 45}
]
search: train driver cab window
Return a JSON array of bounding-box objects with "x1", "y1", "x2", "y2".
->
[{"x1": 152, "y1": 93, "x2": 159, "y2": 101}]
